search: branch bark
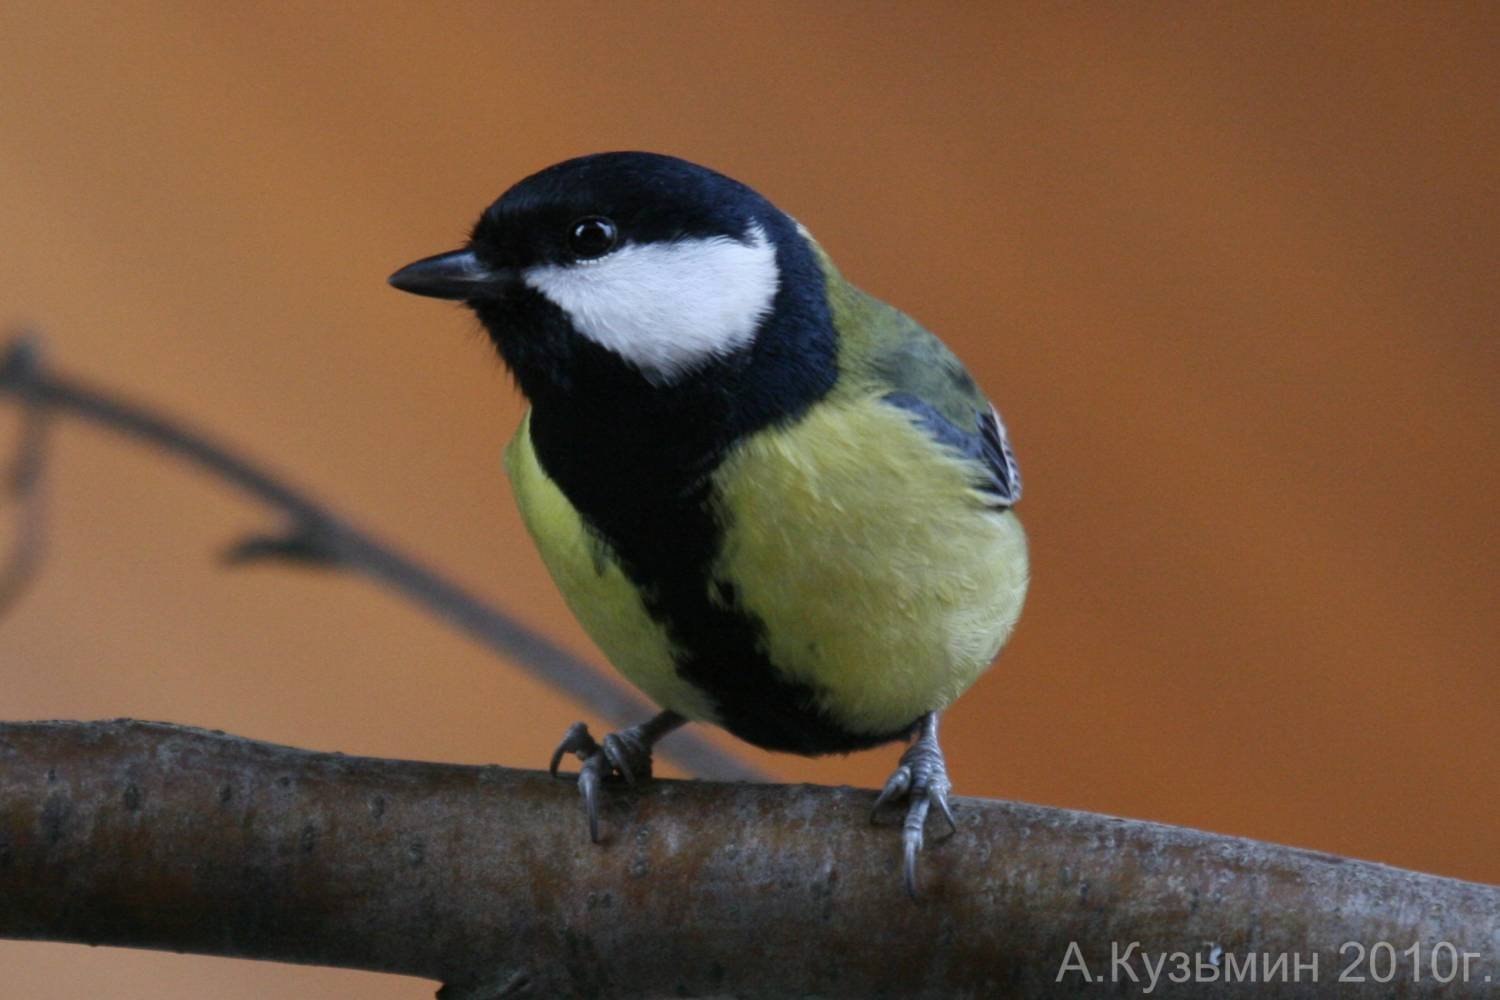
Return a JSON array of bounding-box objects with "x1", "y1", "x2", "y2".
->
[
  {"x1": 2, "y1": 720, "x2": 1494, "y2": 998},
  {"x1": 0, "y1": 335, "x2": 756, "y2": 781}
]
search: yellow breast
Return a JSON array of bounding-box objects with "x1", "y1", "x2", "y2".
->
[{"x1": 709, "y1": 393, "x2": 1029, "y2": 736}]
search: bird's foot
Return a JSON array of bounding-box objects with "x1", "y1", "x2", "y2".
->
[
  {"x1": 548, "y1": 712, "x2": 683, "y2": 843},
  {"x1": 871, "y1": 712, "x2": 957, "y2": 898}
]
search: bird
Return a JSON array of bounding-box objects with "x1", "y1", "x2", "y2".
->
[{"x1": 388, "y1": 152, "x2": 1028, "y2": 895}]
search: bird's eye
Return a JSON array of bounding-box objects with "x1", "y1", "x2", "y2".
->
[{"x1": 568, "y1": 217, "x2": 618, "y2": 259}]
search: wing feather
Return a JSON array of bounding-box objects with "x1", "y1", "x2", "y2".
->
[{"x1": 882, "y1": 393, "x2": 1022, "y2": 507}]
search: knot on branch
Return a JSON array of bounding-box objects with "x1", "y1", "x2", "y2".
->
[
  {"x1": 223, "y1": 520, "x2": 346, "y2": 568},
  {"x1": 0, "y1": 334, "x2": 44, "y2": 389}
]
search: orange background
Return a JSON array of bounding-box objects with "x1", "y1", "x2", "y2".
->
[{"x1": 1, "y1": 4, "x2": 1496, "y2": 997}]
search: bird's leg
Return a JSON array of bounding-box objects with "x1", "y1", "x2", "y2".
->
[
  {"x1": 548, "y1": 710, "x2": 686, "y2": 843},
  {"x1": 871, "y1": 711, "x2": 958, "y2": 898}
]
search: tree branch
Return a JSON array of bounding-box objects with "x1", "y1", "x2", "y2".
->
[
  {"x1": 2, "y1": 720, "x2": 1495, "y2": 998},
  {"x1": 0, "y1": 337, "x2": 51, "y2": 618},
  {"x1": 0, "y1": 334, "x2": 756, "y2": 781}
]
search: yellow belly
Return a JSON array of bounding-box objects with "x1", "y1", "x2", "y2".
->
[
  {"x1": 709, "y1": 394, "x2": 1029, "y2": 735},
  {"x1": 506, "y1": 395, "x2": 1029, "y2": 742}
]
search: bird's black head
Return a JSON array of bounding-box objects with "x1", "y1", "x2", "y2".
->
[
  {"x1": 471, "y1": 151, "x2": 771, "y2": 274},
  {"x1": 390, "y1": 152, "x2": 836, "y2": 418}
]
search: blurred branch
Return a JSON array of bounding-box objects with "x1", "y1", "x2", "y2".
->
[
  {"x1": 3, "y1": 720, "x2": 1497, "y2": 999},
  {"x1": 0, "y1": 337, "x2": 51, "y2": 618},
  {"x1": 0, "y1": 334, "x2": 757, "y2": 781}
]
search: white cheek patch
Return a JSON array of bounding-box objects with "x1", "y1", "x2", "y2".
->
[{"x1": 523, "y1": 225, "x2": 780, "y2": 384}]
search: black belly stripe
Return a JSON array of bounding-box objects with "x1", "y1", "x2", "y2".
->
[
  {"x1": 644, "y1": 509, "x2": 918, "y2": 756},
  {"x1": 566, "y1": 468, "x2": 916, "y2": 756},
  {"x1": 526, "y1": 388, "x2": 922, "y2": 755}
]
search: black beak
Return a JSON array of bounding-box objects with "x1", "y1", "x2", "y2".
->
[{"x1": 388, "y1": 249, "x2": 514, "y2": 300}]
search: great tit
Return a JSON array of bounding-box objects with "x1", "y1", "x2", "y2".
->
[{"x1": 390, "y1": 152, "x2": 1028, "y2": 895}]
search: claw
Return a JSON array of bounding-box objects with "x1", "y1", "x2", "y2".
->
[
  {"x1": 578, "y1": 756, "x2": 603, "y2": 843},
  {"x1": 902, "y1": 828, "x2": 922, "y2": 898},
  {"x1": 871, "y1": 764, "x2": 913, "y2": 820},
  {"x1": 548, "y1": 721, "x2": 600, "y2": 778},
  {"x1": 548, "y1": 721, "x2": 609, "y2": 841},
  {"x1": 902, "y1": 792, "x2": 932, "y2": 898},
  {"x1": 545, "y1": 712, "x2": 685, "y2": 844},
  {"x1": 602, "y1": 730, "x2": 648, "y2": 786},
  {"x1": 871, "y1": 712, "x2": 956, "y2": 899},
  {"x1": 933, "y1": 786, "x2": 958, "y2": 838}
]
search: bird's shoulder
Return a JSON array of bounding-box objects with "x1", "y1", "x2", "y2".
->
[{"x1": 817, "y1": 256, "x2": 1022, "y2": 507}]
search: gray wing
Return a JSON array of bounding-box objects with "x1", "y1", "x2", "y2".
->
[
  {"x1": 883, "y1": 393, "x2": 1022, "y2": 508},
  {"x1": 841, "y1": 282, "x2": 1023, "y2": 508}
]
